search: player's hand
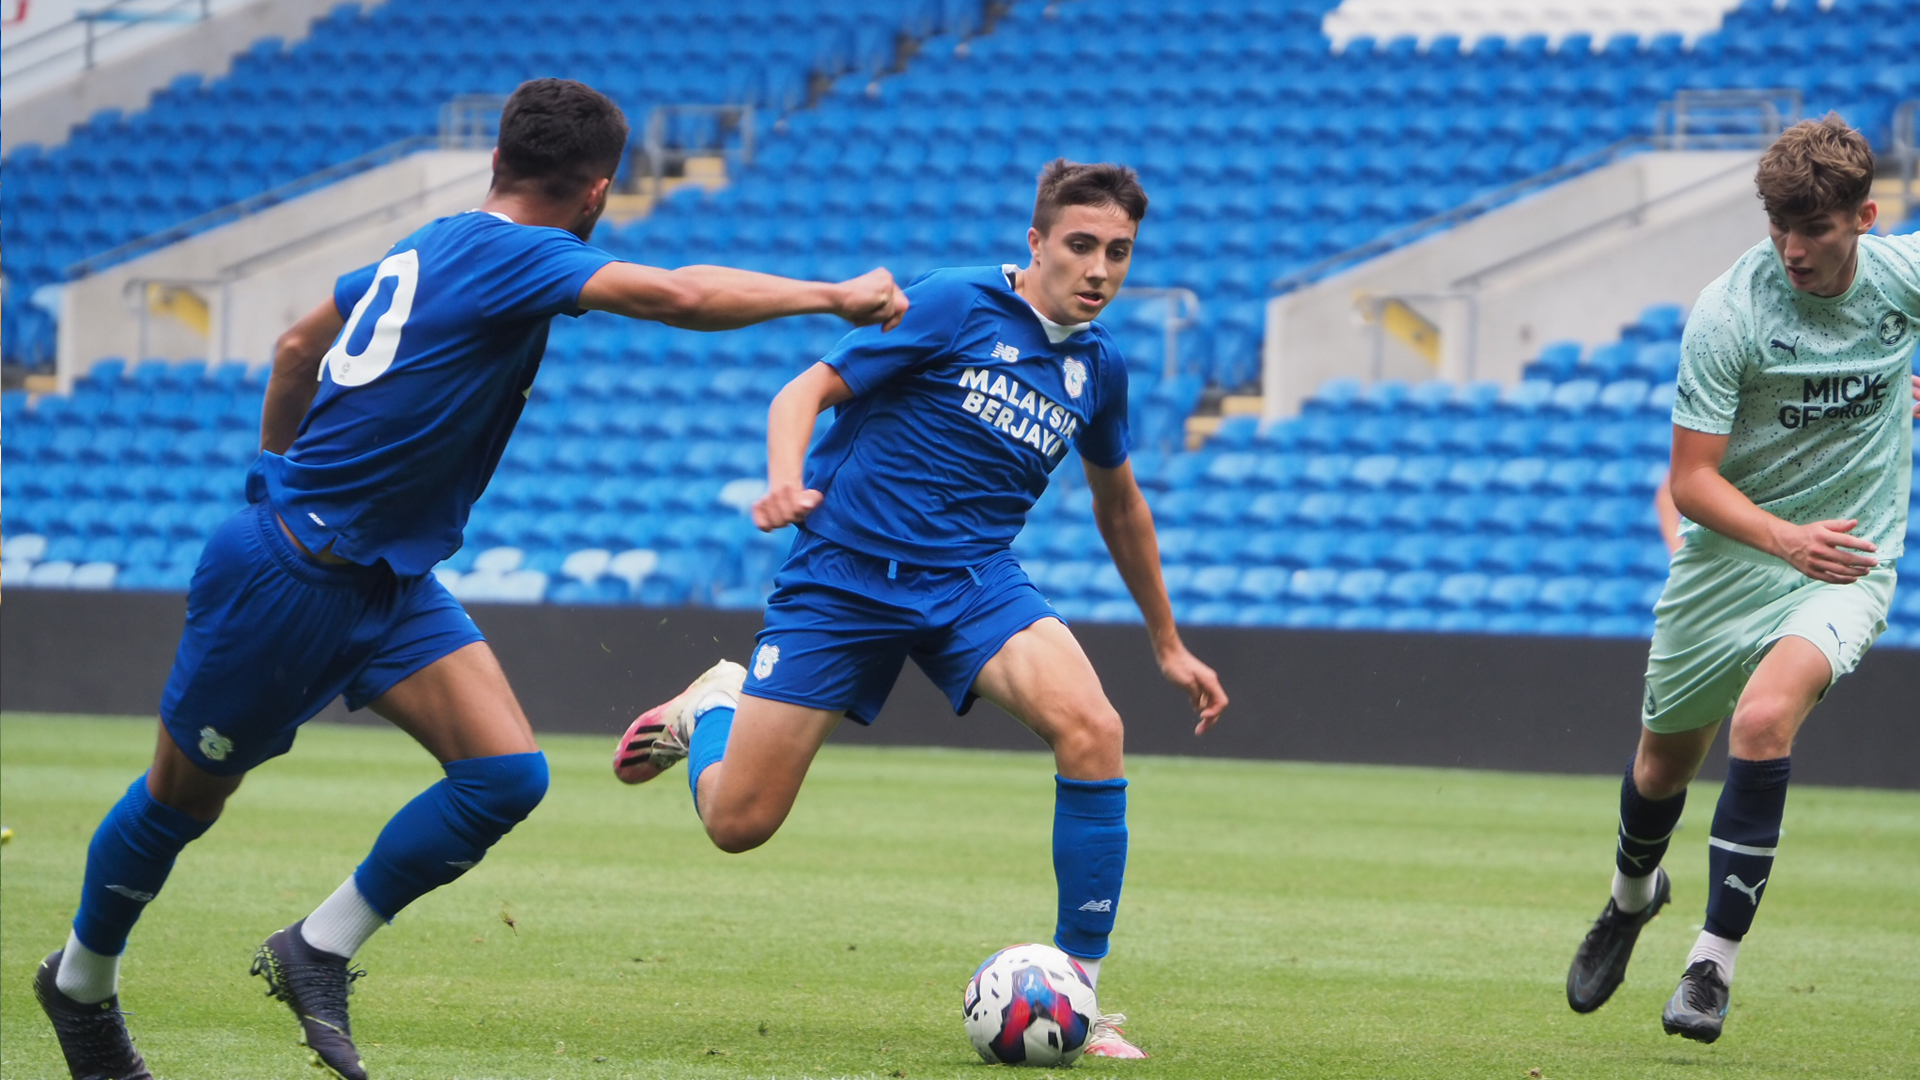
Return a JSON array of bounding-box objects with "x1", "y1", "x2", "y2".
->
[
  {"x1": 1158, "y1": 645, "x2": 1228, "y2": 735},
  {"x1": 834, "y1": 268, "x2": 908, "y2": 331},
  {"x1": 1774, "y1": 517, "x2": 1877, "y2": 584},
  {"x1": 1910, "y1": 373, "x2": 1918, "y2": 419},
  {"x1": 752, "y1": 481, "x2": 823, "y2": 531}
]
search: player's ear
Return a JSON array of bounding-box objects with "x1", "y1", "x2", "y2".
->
[
  {"x1": 1857, "y1": 200, "x2": 1876, "y2": 234},
  {"x1": 1027, "y1": 226, "x2": 1043, "y2": 261}
]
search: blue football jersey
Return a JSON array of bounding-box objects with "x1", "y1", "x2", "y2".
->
[
  {"x1": 802, "y1": 265, "x2": 1131, "y2": 567},
  {"x1": 249, "y1": 210, "x2": 617, "y2": 575}
]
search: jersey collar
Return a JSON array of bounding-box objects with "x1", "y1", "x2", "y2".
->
[{"x1": 1002, "y1": 264, "x2": 1091, "y2": 344}]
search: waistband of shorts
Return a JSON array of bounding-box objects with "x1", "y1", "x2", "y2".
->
[
  {"x1": 251, "y1": 501, "x2": 386, "y2": 587},
  {"x1": 1683, "y1": 526, "x2": 1897, "y2": 573},
  {"x1": 797, "y1": 525, "x2": 1011, "y2": 578}
]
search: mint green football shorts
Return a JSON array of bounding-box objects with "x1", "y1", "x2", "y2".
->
[{"x1": 1640, "y1": 535, "x2": 1898, "y2": 734}]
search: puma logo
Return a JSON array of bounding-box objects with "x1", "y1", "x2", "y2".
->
[
  {"x1": 1827, "y1": 622, "x2": 1846, "y2": 653},
  {"x1": 1724, "y1": 874, "x2": 1767, "y2": 905},
  {"x1": 1617, "y1": 844, "x2": 1650, "y2": 870},
  {"x1": 1769, "y1": 336, "x2": 1800, "y2": 361}
]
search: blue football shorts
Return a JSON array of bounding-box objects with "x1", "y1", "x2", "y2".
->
[
  {"x1": 743, "y1": 528, "x2": 1062, "y2": 725},
  {"x1": 158, "y1": 501, "x2": 485, "y2": 775}
]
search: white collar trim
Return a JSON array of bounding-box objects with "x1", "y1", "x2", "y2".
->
[{"x1": 1003, "y1": 264, "x2": 1091, "y2": 344}]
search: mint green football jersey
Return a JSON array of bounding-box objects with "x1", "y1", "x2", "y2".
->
[{"x1": 1673, "y1": 233, "x2": 1918, "y2": 559}]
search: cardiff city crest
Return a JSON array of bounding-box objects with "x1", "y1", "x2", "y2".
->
[{"x1": 1062, "y1": 356, "x2": 1087, "y2": 399}]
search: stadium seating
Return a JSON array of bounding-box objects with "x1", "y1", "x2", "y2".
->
[
  {"x1": 3, "y1": 1, "x2": 1916, "y2": 648},
  {"x1": 6, "y1": 0, "x2": 1918, "y2": 374},
  {"x1": 5, "y1": 303, "x2": 1916, "y2": 648}
]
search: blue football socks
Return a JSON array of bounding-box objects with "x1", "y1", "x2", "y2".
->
[
  {"x1": 353, "y1": 752, "x2": 548, "y2": 920},
  {"x1": 1704, "y1": 756, "x2": 1790, "y2": 940},
  {"x1": 1052, "y1": 775, "x2": 1128, "y2": 961},
  {"x1": 686, "y1": 705, "x2": 735, "y2": 807},
  {"x1": 71, "y1": 775, "x2": 215, "y2": 957},
  {"x1": 1616, "y1": 757, "x2": 1687, "y2": 880}
]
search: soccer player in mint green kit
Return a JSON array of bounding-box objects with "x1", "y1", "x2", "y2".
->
[{"x1": 1566, "y1": 116, "x2": 1916, "y2": 1043}]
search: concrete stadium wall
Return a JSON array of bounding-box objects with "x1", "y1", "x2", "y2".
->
[
  {"x1": 1261, "y1": 150, "x2": 1766, "y2": 417},
  {"x1": 56, "y1": 147, "x2": 493, "y2": 385},
  {"x1": 5, "y1": 589, "x2": 1915, "y2": 789},
  {"x1": 2, "y1": 0, "x2": 371, "y2": 153}
]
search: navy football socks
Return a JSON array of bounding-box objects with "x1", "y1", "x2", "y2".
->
[
  {"x1": 1616, "y1": 758, "x2": 1687, "y2": 881},
  {"x1": 1704, "y1": 756, "x2": 1790, "y2": 940},
  {"x1": 353, "y1": 752, "x2": 548, "y2": 919},
  {"x1": 686, "y1": 705, "x2": 735, "y2": 807},
  {"x1": 71, "y1": 774, "x2": 215, "y2": 957},
  {"x1": 1052, "y1": 776, "x2": 1128, "y2": 961}
]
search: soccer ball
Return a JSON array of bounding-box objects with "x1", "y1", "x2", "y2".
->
[{"x1": 962, "y1": 944, "x2": 1098, "y2": 1066}]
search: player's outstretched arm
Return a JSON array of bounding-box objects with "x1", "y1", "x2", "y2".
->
[
  {"x1": 1911, "y1": 373, "x2": 1918, "y2": 419},
  {"x1": 1670, "y1": 425, "x2": 1877, "y2": 584},
  {"x1": 578, "y1": 263, "x2": 906, "y2": 332},
  {"x1": 260, "y1": 298, "x2": 347, "y2": 454},
  {"x1": 1084, "y1": 459, "x2": 1229, "y2": 733},
  {"x1": 750, "y1": 362, "x2": 854, "y2": 532}
]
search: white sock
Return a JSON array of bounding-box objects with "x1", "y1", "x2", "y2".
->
[
  {"x1": 1612, "y1": 868, "x2": 1660, "y2": 913},
  {"x1": 55, "y1": 931, "x2": 121, "y2": 1004},
  {"x1": 1076, "y1": 956, "x2": 1102, "y2": 990},
  {"x1": 1688, "y1": 930, "x2": 1740, "y2": 985},
  {"x1": 301, "y1": 877, "x2": 387, "y2": 960}
]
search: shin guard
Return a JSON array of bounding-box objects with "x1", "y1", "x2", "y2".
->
[
  {"x1": 1052, "y1": 776, "x2": 1127, "y2": 961},
  {"x1": 1704, "y1": 756, "x2": 1790, "y2": 940},
  {"x1": 73, "y1": 775, "x2": 215, "y2": 956},
  {"x1": 353, "y1": 752, "x2": 548, "y2": 920}
]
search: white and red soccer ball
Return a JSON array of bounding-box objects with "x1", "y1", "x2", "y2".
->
[{"x1": 963, "y1": 944, "x2": 1099, "y2": 1067}]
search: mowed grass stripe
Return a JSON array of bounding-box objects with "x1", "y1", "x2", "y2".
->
[{"x1": 2, "y1": 713, "x2": 1914, "y2": 1079}]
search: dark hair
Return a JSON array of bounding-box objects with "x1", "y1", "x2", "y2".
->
[
  {"x1": 1031, "y1": 158, "x2": 1149, "y2": 235},
  {"x1": 493, "y1": 79, "x2": 630, "y2": 202},
  {"x1": 1755, "y1": 113, "x2": 1874, "y2": 220}
]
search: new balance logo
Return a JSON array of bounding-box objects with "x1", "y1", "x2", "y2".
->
[
  {"x1": 1077, "y1": 899, "x2": 1112, "y2": 913},
  {"x1": 1724, "y1": 874, "x2": 1766, "y2": 905},
  {"x1": 106, "y1": 884, "x2": 157, "y2": 903},
  {"x1": 1769, "y1": 336, "x2": 1800, "y2": 361},
  {"x1": 446, "y1": 860, "x2": 476, "y2": 871},
  {"x1": 990, "y1": 341, "x2": 1020, "y2": 363}
]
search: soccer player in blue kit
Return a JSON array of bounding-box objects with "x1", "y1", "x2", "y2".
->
[
  {"x1": 31, "y1": 79, "x2": 907, "y2": 1080},
  {"x1": 615, "y1": 160, "x2": 1230, "y2": 1060}
]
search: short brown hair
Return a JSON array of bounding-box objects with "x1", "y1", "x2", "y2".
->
[
  {"x1": 495, "y1": 79, "x2": 630, "y2": 202},
  {"x1": 1754, "y1": 113, "x2": 1874, "y2": 220},
  {"x1": 1031, "y1": 158, "x2": 1149, "y2": 235}
]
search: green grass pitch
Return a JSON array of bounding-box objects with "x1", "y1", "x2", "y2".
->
[{"x1": 2, "y1": 713, "x2": 1916, "y2": 1079}]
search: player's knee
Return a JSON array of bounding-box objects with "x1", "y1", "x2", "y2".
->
[
  {"x1": 1051, "y1": 702, "x2": 1124, "y2": 769},
  {"x1": 1727, "y1": 703, "x2": 1796, "y2": 758},
  {"x1": 449, "y1": 751, "x2": 549, "y2": 831},
  {"x1": 705, "y1": 815, "x2": 776, "y2": 855}
]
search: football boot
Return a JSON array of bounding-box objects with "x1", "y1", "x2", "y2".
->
[
  {"x1": 252, "y1": 921, "x2": 368, "y2": 1080},
  {"x1": 1567, "y1": 866, "x2": 1671, "y2": 1013},
  {"x1": 1662, "y1": 959, "x2": 1730, "y2": 1043},
  {"x1": 33, "y1": 951, "x2": 154, "y2": 1080},
  {"x1": 613, "y1": 659, "x2": 745, "y2": 784},
  {"x1": 1083, "y1": 1012, "x2": 1148, "y2": 1059}
]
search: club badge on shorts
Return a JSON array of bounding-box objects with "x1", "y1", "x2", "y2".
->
[
  {"x1": 753, "y1": 643, "x2": 781, "y2": 680},
  {"x1": 198, "y1": 726, "x2": 234, "y2": 762}
]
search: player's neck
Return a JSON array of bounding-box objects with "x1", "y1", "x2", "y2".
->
[
  {"x1": 1009, "y1": 267, "x2": 1085, "y2": 332},
  {"x1": 479, "y1": 192, "x2": 589, "y2": 239}
]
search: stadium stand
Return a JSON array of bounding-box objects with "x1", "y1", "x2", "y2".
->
[
  {"x1": 3, "y1": 0, "x2": 1917, "y2": 649},
  {"x1": 5, "y1": 302, "x2": 1917, "y2": 647}
]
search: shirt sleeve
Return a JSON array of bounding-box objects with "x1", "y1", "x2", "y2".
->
[
  {"x1": 822, "y1": 273, "x2": 970, "y2": 396},
  {"x1": 332, "y1": 263, "x2": 378, "y2": 319},
  {"x1": 1073, "y1": 345, "x2": 1131, "y2": 468},
  {"x1": 1672, "y1": 289, "x2": 1752, "y2": 436},
  {"x1": 472, "y1": 223, "x2": 621, "y2": 322}
]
